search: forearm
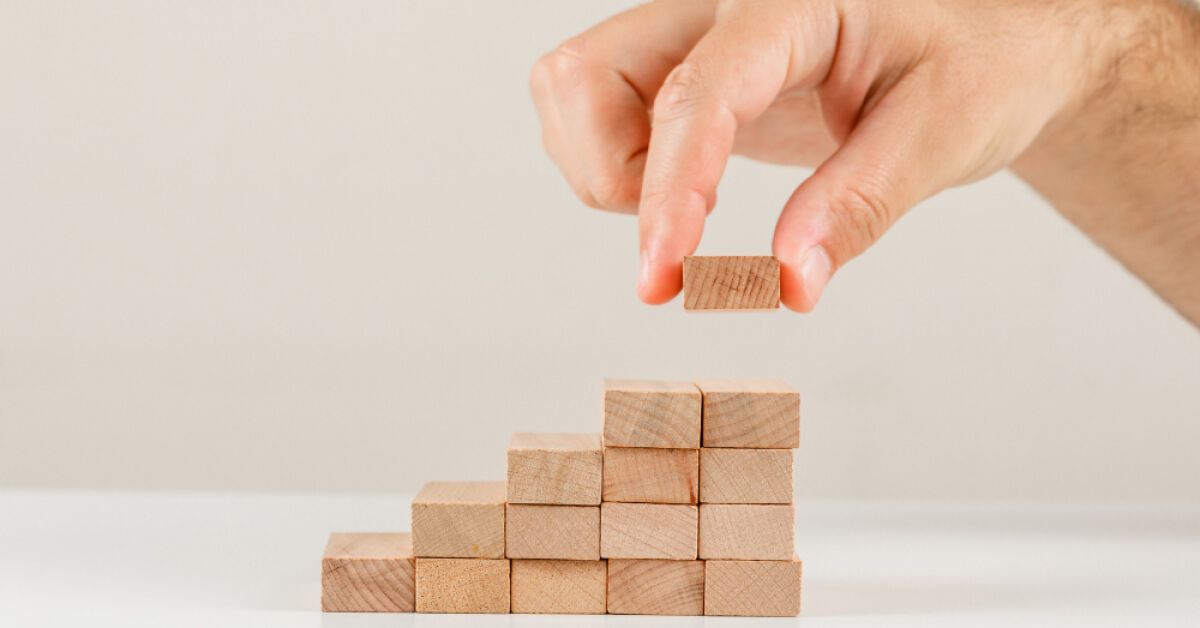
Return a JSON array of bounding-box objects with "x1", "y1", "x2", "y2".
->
[{"x1": 1012, "y1": 0, "x2": 1200, "y2": 325}]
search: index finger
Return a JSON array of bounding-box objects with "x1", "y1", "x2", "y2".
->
[{"x1": 637, "y1": 1, "x2": 838, "y2": 304}]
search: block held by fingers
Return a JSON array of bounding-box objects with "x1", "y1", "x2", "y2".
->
[{"x1": 682, "y1": 255, "x2": 780, "y2": 310}]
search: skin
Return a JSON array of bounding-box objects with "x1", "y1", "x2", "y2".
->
[{"x1": 530, "y1": 0, "x2": 1200, "y2": 325}]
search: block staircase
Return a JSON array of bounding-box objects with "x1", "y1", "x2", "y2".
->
[{"x1": 321, "y1": 378, "x2": 802, "y2": 616}]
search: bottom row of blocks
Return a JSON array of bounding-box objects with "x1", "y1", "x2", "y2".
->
[{"x1": 322, "y1": 533, "x2": 801, "y2": 616}]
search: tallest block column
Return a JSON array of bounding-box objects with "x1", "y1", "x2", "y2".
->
[{"x1": 601, "y1": 379, "x2": 704, "y2": 616}]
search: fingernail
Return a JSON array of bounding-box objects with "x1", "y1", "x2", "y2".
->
[{"x1": 799, "y1": 246, "x2": 832, "y2": 308}]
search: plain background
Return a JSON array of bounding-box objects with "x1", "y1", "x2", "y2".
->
[{"x1": 1, "y1": 0, "x2": 1197, "y2": 500}]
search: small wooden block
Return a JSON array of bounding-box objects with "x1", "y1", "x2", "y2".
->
[
  {"x1": 700, "y1": 448, "x2": 793, "y2": 504},
  {"x1": 412, "y1": 481, "x2": 506, "y2": 558},
  {"x1": 699, "y1": 504, "x2": 794, "y2": 560},
  {"x1": 510, "y1": 559, "x2": 607, "y2": 614},
  {"x1": 603, "y1": 447, "x2": 698, "y2": 504},
  {"x1": 507, "y1": 432, "x2": 602, "y2": 505},
  {"x1": 603, "y1": 379, "x2": 701, "y2": 448},
  {"x1": 682, "y1": 255, "x2": 780, "y2": 311},
  {"x1": 506, "y1": 504, "x2": 600, "y2": 560},
  {"x1": 600, "y1": 503, "x2": 697, "y2": 560},
  {"x1": 695, "y1": 379, "x2": 800, "y2": 448},
  {"x1": 321, "y1": 532, "x2": 415, "y2": 612},
  {"x1": 705, "y1": 558, "x2": 802, "y2": 616},
  {"x1": 414, "y1": 558, "x2": 510, "y2": 613},
  {"x1": 607, "y1": 559, "x2": 704, "y2": 615}
]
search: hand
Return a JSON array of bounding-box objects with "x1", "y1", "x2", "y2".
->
[{"x1": 530, "y1": 0, "x2": 1106, "y2": 311}]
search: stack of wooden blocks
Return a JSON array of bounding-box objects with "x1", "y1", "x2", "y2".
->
[{"x1": 322, "y1": 378, "x2": 801, "y2": 616}]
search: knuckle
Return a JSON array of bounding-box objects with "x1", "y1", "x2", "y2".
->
[
  {"x1": 828, "y1": 183, "x2": 894, "y2": 255},
  {"x1": 588, "y1": 173, "x2": 636, "y2": 210},
  {"x1": 653, "y1": 62, "x2": 710, "y2": 122},
  {"x1": 530, "y1": 37, "x2": 588, "y2": 92},
  {"x1": 571, "y1": 180, "x2": 602, "y2": 209}
]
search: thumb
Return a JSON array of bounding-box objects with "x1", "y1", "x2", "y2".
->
[{"x1": 773, "y1": 78, "x2": 957, "y2": 312}]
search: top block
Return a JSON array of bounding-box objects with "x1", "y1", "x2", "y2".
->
[
  {"x1": 604, "y1": 379, "x2": 701, "y2": 448},
  {"x1": 683, "y1": 256, "x2": 780, "y2": 311},
  {"x1": 696, "y1": 379, "x2": 800, "y2": 448},
  {"x1": 412, "y1": 481, "x2": 507, "y2": 558},
  {"x1": 507, "y1": 432, "x2": 603, "y2": 505}
]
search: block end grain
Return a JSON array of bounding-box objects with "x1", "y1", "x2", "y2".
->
[
  {"x1": 603, "y1": 379, "x2": 701, "y2": 449},
  {"x1": 682, "y1": 256, "x2": 780, "y2": 311},
  {"x1": 321, "y1": 532, "x2": 415, "y2": 612}
]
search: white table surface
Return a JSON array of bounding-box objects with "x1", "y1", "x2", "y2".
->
[{"x1": 1, "y1": 491, "x2": 1197, "y2": 627}]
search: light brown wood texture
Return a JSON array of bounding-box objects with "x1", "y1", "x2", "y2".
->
[
  {"x1": 607, "y1": 559, "x2": 704, "y2": 615},
  {"x1": 699, "y1": 504, "x2": 794, "y2": 560},
  {"x1": 414, "y1": 558, "x2": 510, "y2": 613},
  {"x1": 600, "y1": 503, "x2": 698, "y2": 560},
  {"x1": 695, "y1": 379, "x2": 801, "y2": 448},
  {"x1": 603, "y1": 447, "x2": 698, "y2": 504},
  {"x1": 321, "y1": 532, "x2": 415, "y2": 612},
  {"x1": 682, "y1": 255, "x2": 780, "y2": 311},
  {"x1": 510, "y1": 559, "x2": 607, "y2": 614},
  {"x1": 700, "y1": 448, "x2": 793, "y2": 504},
  {"x1": 411, "y1": 481, "x2": 506, "y2": 558},
  {"x1": 705, "y1": 558, "x2": 802, "y2": 616},
  {"x1": 603, "y1": 379, "x2": 701, "y2": 448},
  {"x1": 506, "y1": 504, "x2": 600, "y2": 560},
  {"x1": 507, "y1": 432, "x2": 602, "y2": 505}
]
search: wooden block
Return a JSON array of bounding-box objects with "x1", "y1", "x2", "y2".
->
[
  {"x1": 414, "y1": 558, "x2": 510, "y2": 613},
  {"x1": 699, "y1": 504, "x2": 794, "y2": 560},
  {"x1": 682, "y1": 255, "x2": 780, "y2": 311},
  {"x1": 506, "y1": 504, "x2": 599, "y2": 560},
  {"x1": 507, "y1": 432, "x2": 602, "y2": 505},
  {"x1": 411, "y1": 481, "x2": 506, "y2": 558},
  {"x1": 603, "y1": 379, "x2": 701, "y2": 448},
  {"x1": 603, "y1": 447, "x2": 698, "y2": 504},
  {"x1": 695, "y1": 379, "x2": 800, "y2": 448},
  {"x1": 321, "y1": 532, "x2": 415, "y2": 612},
  {"x1": 700, "y1": 448, "x2": 793, "y2": 504},
  {"x1": 510, "y1": 559, "x2": 607, "y2": 614},
  {"x1": 607, "y1": 559, "x2": 704, "y2": 615},
  {"x1": 600, "y1": 503, "x2": 697, "y2": 560},
  {"x1": 705, "y1": 558, "x2": 802, "y2": 616}
]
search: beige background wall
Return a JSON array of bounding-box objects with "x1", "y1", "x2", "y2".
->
[{"x1": 2, "y1": 0, "x2": 1196, "y2": 499}]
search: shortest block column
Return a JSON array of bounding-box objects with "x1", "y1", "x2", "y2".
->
[
  {"x1": 415, "y1": 558, "x2": 510, "y2": 613},
  {"x1": 705, "y1": 558, "x2": 802, "y2": 616},
  {"x1": 322, "y1": 532, "x2": 415, "y2": 612}
]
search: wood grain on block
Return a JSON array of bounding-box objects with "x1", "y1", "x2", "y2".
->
[
  {"x1": 414, "y1": 558, "x2": 510, "y2": 613},
  {"x1": 600, "y1": 503, "x2": 697, "y2": 559},
  {"x1": 507, "y1": 432, "x2": 602, "y2": 505},
  {"x1": 506, "y1": 504, "x2": 600, "y2": 560},
  {"x1": 699, "y1": 504, "x2": 794, "y2": 560},
  {"x1": 700, "y1": 448, "x2": 793, "y2": 504},
  {"x1": 603, "y1": 447, "x2": 698, "y2": 504},
  {"x1": 411, "y1": 481, "x2": 506, "y2": 558},
  {"x1": 682, "y1": 255, "x2": 780, "y2": 311},
  {"x1": 696, "y1": 379, "x2": 800, "y2": 448},
  {"x1": 510, "y1": 559, "x2": 607, "y2": 614},
  {"x1": 607, "y1": 559, "x2": 704, "y2": 615},
  {"x1": 603, "y1": 379, "x2": 701, "y2": 448},
  {"x1": 321, "y1": 532, "x2": 415, "y2": 612},
  {"x1": 705, "y1": 558, "x2": 802, "y2": 616}
]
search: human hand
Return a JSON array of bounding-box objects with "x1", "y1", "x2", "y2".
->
[{"x1": 530, "y1": 0, "x2": 1108, "y2": 311}]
